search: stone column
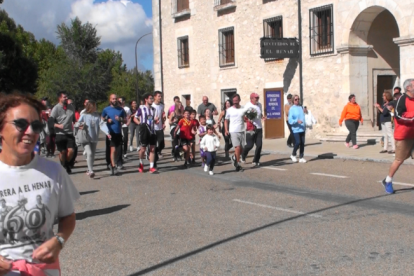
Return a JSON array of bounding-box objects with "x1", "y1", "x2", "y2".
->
[
  {"x1": 152, "y1": 0, "x2": 162, "y2": 91},
  {"x1": 394, "y1": 36, "x2": 414, "y2": 84}
]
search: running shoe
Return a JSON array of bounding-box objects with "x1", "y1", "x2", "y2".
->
[
  {"x1": 252, "y1": 162, "x2": 260, "y2": 167},
  {"x1": 209, "y1": 171, "x2": 214, "y2": 176},
  {"x1": 110, "y1": 166, "x2": 115, "y2": 176},
  {"x1": 382, "y1": 178, "x2": 394, "y2": 194},
  {"x1": 204, "y1": 164, "x2": 208, "y2": 172},
  {"x1": 290, "y1": 155, "x2": 298, "y2": 163},
  {"x1": 353, "y1": 145, "x2": 359, "y2": 149},
  {"x1": 231, "y1": 155, "x2": 237, "y2": 168},
  {"x1": 89, "y1": 172, "x2": 95, "y2": 178},
  {"x1": 299, "y1": 158, "x2": 307, "y2": 163},
  {"x1": 130, "y1": 145, "x2": 134, "y2": 152},
  {"x1": 149, "y1": 167, "x2": 157, "y2": 174},
  {"x1": 240, "y1": 157, "x2": 246, "y2": 163},
  {"x1": 138, "y1": 163, "x2": 144, "y2": 173},
  {"x1": 344, "y1": 142, "x2": 349, "y2": 148},
  {"x1": 236, "y1": 165, "x2": 244, "y2": 172}
]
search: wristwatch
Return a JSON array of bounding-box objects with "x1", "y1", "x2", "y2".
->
[{"x1": 55, "y1": 235, "x2": 65, "y2": 248}]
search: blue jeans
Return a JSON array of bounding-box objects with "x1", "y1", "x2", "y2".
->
[
  {"x1": 205, "y1": 151, "x2": 216, "y2": 171},
  {"x1": 292, "y1": 132, "x2": 305, "y2": 158}
]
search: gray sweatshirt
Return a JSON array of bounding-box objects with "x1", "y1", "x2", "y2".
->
[{"x1": 50, "y1": 103, "x2": 75, "y2": 135}]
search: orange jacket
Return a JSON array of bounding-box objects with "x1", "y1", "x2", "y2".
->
[{"x1": 339, "y1": 102, "x2": 363, "y2": 124}]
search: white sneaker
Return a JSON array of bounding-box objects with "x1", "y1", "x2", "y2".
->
[
  {"x1": 204, "y1": 164, "x2": 208, "y2": 172},
  {"x1": 240, "y1": 157, "x2": 246, "y2": 163},
  {"x1": 290, "y1": 155, "x2": 298, "y2": 162},
  {"x1": 129, "y1": 146, "x2": 133, "y2": 152},
  {"x1": 252, "y1": 162, "x2": 260, "y2": 167},
  {"x1": 137, "y1": 147, "x2": 140, "y2": 152},
  {"x1": 123, "y1": 154, "x2": 127, "y2": 158},
  {"x1": 299, "y1": 158, "x2": 307, "y2": 163},
  {"x1": 209, "y1": 171, "x2": 214, "y2": 175}
]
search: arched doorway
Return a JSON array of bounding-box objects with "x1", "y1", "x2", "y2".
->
[{"x1": 348, "y1": 6, "x2": 400, "y2": 129}]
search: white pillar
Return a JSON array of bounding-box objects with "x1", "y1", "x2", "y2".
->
[{"x1": 394, "y1": 36, "x2": 414, "y2": 84}]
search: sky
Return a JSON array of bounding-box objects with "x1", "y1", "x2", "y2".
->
[{"x1": 1, "y1": 0, "x2": 154, "y2": 72}]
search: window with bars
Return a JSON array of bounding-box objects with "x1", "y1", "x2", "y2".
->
[
  {"x1": 309, "y1": 4, "x2": 334, "y2": 56},
  {"x1": 177, "y1": 36, "x2": 189, "y2": 68},
  {"x1": 176, "y1": 0, "x2": 189, "y2": 13},
  {"x1": 263, "y1": 16, "x2": 283, "y2": 62},
  {"x1": 219, "y1": 27, "x2": 235, "y2": 67}
]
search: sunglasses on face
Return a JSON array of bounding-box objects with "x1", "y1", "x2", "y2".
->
[
  {"x1": 8, "y1": 119, "x2": 44, "y2": 134},
  {"x1": 294, "y1": 98, "x2": 299, "y2": 101}
]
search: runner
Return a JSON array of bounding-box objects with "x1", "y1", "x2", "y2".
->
[
  {"x1": 101, "y1": 94, "x2": 126, "y2": 176},
  {"x1": 118, "y1": 97, "x2": 131, "y2": 162},
  {"x1": 129, "y1": 100, "x2": 139, "y2": 152},
  {"x1": 133, "y1": 93, "x2": 159, "y2": 173},
  {"x1": 50, "y1": 91, "x2": 76, "y2": 174},
  {"x1": 225, "y1": 94, "x2": 245, "y2": 172},
  {"x1": 174, "y1": 109, "x2": 197, "y2": 168},
  {"x1": 241, "y1": 93, "x2": 266, "y2": 167},
  {"x1": 152, "y1": 91, "x2": 166, "y2": 167},
  {"x1": 200, "y1": 124, "x2": 220, "y2": 176},
  {"x1": 218, "y1": 99, "x2": 233, "y2": 158},
  {"x1": 190, "y1": 109, "x2": 199, "y2": 163},
  {"x1": 198, "y1": 115, "x2": 208, "y2": 168}
]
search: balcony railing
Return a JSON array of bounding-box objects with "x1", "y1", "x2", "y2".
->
[{"x1": 214, "y1": 0, "x2": 236, "y2": 11}]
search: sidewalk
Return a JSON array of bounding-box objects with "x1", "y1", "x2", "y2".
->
[{"x1": 260, "y1": 138, "x2": 414, "y2": 165}]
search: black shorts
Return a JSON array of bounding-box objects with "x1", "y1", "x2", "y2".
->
[
  {"x1": 109, "y1": 133, "x2": 123, "y2": 147},
  {"x1": 139, "y1": 125, "x2": 157, "y2": 147},
  {"x1": 55, "y1": 134, "x2": 76, "y2": 152},
  {"x1": 181, "y1": 138, "x2": 195, "y2": 146}
]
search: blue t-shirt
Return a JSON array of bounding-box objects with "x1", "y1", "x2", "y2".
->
[{"x1": 101, "y1": 106, "x2": 126, "y2": 134}]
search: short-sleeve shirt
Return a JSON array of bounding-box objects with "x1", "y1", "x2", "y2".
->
[
  {"x1": 122, "y1": 106, "x2": 132, "y2": 128},
  {"x1": 50, "y1": 103, "x2": 75, "y2": 135},
  {"x1": 197, "y1": 103, "x2": 217, "y2": 116},
  {"x1": 168, "y1": 105, "x2": 184, "y2": 116},
  {"x1": 0, "y1": 155, "x2": 80, "y2": 262},
  {"x1": 101, "y1": 106, "x2": 126, "y2": 134},
  {"x1": 152, "y1": 103, "x2": 165, "y2": 131},
  {"x1": 136, "y1": 105, "x2": 156, "y2": 134},
  {"x1": 225, "y1": 106, "x2": 246, "y2": 133},
  {"x1": 244, "y1": 102, "x2": 263, "y2": 129},
  {"x1": 178, "y1": 118, "x2": 198, "y2": 140}
]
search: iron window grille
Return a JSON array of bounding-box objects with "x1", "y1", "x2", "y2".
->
[
  {"x1": 214, "y1": 0, "x2": 234, "y2": 6},
  {"x1": 263, "y1": 16, "x2": 283, "y2": 62},
  {"x1": 176, "y1": 0, "x2": 189, "y2": 13},
  {"x1": 177, "y1": 36, "x2": 189, "y2": 68},
  {"x1": 309, "y1": 4, "x2": 334, "y2": 56},
  {"x1": 219, "y1": 27, "x2": 235, "y2": 67}
]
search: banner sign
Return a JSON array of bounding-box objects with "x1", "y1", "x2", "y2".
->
[
  {"x1": 260, "y1": 37, "x2": 299, "y2": 59},
  {"x1": 265, "y1": 90, "x2": 282, "y2": 119}
]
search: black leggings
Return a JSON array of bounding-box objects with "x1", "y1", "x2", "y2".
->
[
  {"x1": 345, "y1": 120, "x2": 359, "y2": 145},
  {"x1": 221, "y1": 124, "x2": 232, "y2": 152}
]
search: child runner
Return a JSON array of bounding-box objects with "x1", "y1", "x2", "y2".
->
[
  {"x1": 200, "y1": 124, "x2": 220, "y2": 175},
  {"x1": 198, "y1": 115, "x2": 208, "y2": 167},
  {"x1": 133, "y1": 93, "x2": 159, "y2": 174},
  {"x1": 190, "y1": 110, "x2": 199, "y2": 163},
  {"x1": 174, "y1": 109, "x2": 196, "y2": 168}
]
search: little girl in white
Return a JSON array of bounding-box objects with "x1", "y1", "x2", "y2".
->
[{"x1": 200, "y1": 124, "x2": 220, "y2": 175}]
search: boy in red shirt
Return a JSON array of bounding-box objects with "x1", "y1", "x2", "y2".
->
[{"x1": 174, "y1": 109, "x2": 196, "y2": 168}]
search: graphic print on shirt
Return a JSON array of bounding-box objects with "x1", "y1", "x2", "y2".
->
[{"x1": 0, "y1": 182, "x2": 52, "y2": 249}]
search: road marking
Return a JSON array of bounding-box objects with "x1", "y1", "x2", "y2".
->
[
  {"x1": 310, "y1": 173, "x2": 348, "y2": 179},
  {"x1": 377, "y1": 181, "x2": 414, "y2": 187},
  {"x1": 233, "y1": 199, "x2": 322, "y2": 218},
  {"x1": 262, "y1": 167, "x2": 287, "y2": 171}
]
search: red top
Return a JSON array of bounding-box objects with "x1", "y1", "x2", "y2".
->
[
  {"x1": 191, "y1": 119, "x2": 200, "y2": 139},
  {"x1": 394, "y1": 94, "x2": 414, "y2": 140},
  {"x1": 75, "y1": 111, "x2": 80, "y2": 122},
  {"x1": 178, "y1": 118, "x2": 193, "y2": 140}
]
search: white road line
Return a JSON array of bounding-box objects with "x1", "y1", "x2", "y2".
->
[
  {"x1": 377, "y1": 181, "x2": 414, "y2": 187},
  {"x1": 310, "y1": 173, "x2": 348, "y2": 179},
  {"x1": 262, "y1": 167, "x2": 287, "y2": 171},
  {"x1": 233, "y1": 199, "x2": 322, "y2": 218}
]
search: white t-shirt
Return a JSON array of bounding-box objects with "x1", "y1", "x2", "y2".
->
[
  {"x1": 225, "y1": 106, "x2": 246, "y2": 133},
  {"x1": 122, "y1": 106, "x2": 131, "y2": 128},
  {"x1": 0, "y1": 155, "x2": 80, "y2": 262},
  {"x1": 244, "y1": 101, "x2": 263, "y2": 129},
  {"x1": 152, "y1": 102, "x2": 165, "y2": 131}
]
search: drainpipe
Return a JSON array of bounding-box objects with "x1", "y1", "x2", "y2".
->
[
  {"x1": 298, "y1": 0, "x2": 304, "y2": 104},
  {"x1": 159, "y1": 0, "x2": 164, "y2": 96}
]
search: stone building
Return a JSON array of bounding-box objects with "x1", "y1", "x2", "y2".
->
[{"x1": 152, "y1": 0, "x2": 414, "y2": 138}]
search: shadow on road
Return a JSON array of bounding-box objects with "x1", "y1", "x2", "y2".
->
[
  {"x1": 126, "y1": 190, "x2": 411, "y2": 276},
  {"x1": 76, "y1": 204, "x2": 130, "y2": 221},
  {"x1": 79, "y1": 190, "x2": 99, "y2": 196}
]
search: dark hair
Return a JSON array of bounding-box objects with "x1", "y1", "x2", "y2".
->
[
  {"x1": 0, "y1": 92, "x2": 46, "y2": 132},
  {"x1": 222, "y1": 99, "x2": 233, "y2": 111},
  {"x1": 118, "y1": 97, "x2": 126, "y2": 102},
  {"x1": 129, "y1": 100, "x2": 136, "y2": 106},
  {"x1": 394, "y1": 87, "x2": 401, "y2": 93},
  {"x1": 173, "y1": 96, "x2": 179, "y2": 101},
  {"x1": 383, "y1": 91, "x2": 393, "y2": 102},
  {"x1": 184, "y1": 106, "x2": 193, "y2": 112},
  {"x1": 183, "y1": 109, "x2": 190, "y2": 114},
  {"x1": 348, "y1": 94, "x2": 356, "y2": 101},
  {"x1": 56, "y1": 91, "x2": 67, "y2": 99},
  {"x1": 287, "y1": 94, "x2": 292, "y2": 99},
  {"x1": 154, "y1": 91, "x2": 162, "y2": 97},
  {"x1": 206, "y1": 124, "x2": 214, "y2": 130},
  {"x1": 143, "y1": 93, "x2": 153, "y2": 100},
  {"x1": 190, "y1": 110, "x2": 197, "y2": 115},
  {"x1": 199, "y1": 115, "x2": 206, "y2": 120},
  {"x1": 232, "y1": 94, "x2": 241, "y2": 101}
]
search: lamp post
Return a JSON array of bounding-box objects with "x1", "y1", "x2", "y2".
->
[{"x1": 135, "y1": 32, "x2": 152, "y2": 103}]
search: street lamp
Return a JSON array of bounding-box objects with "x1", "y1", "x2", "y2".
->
[{"x1": 135, "y1": 32, "x2": 152, "y2": 103}]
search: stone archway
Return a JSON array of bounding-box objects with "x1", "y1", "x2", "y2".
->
[{"x1": 342, "y1": 6, "x2": 400, "y2": 128}]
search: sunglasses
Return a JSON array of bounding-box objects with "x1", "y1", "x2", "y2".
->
[
  {"x1": 294, "y1": 98, "x2": 299, "y2": 101},
  {"x1": 7, "y1": 119, "x2": 44, "y2": 134}
]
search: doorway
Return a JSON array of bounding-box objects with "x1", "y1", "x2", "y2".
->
[
  {"x1": 376, "y1": 75, "x2": 395, "y2": 129},
  {"x1": 181, "y1": 94, "x2": 192, "y2": 109},
  {"x1": 221, "y1": 88, "x2": 237, "y2": 108},
  {"x1": 263, "y1": 88, "x2": 284, "y2": 139}
]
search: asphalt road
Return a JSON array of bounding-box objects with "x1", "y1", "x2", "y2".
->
[{"x1": 58, "y1": 142, "x2": 414, "y2": 275}]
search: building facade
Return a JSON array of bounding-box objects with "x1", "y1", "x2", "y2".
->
[{"x1": 152, "y1": 0, "x2": 414, "y2": 138}]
